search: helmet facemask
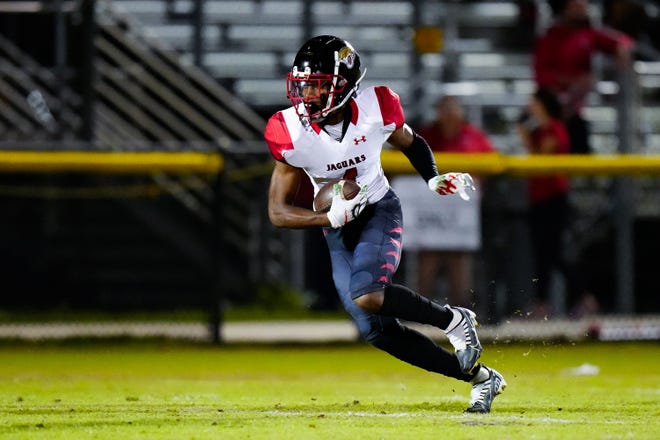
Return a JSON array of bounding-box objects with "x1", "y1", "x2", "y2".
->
[
  {"x1": 286, "y1": 42, "x2": 365, "y2": 123},
  {"x1": 286, "y1": 67, "x2": 348, "y2": 123}
]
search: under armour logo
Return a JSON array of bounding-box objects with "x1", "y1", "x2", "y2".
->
[{"x1": 353, "y1": 135, "x2": 367, "y2": 145}]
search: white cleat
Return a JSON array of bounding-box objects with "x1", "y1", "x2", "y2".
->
[
  {"x1": 465, "y1": 366, "x2": 507, "y2": 414},
  {"x1": 445, "y1": 306, "x2": 483, "y2": 374}
]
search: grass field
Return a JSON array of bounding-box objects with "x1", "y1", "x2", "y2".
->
[{"x1": 0, "y1": 339, "x2": 658, "y2": 439}]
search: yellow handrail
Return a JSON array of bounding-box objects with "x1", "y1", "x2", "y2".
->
[
  {"x1": 382, "y1": 151, "x2": 660, "y2": 176},
  {"x1": 0, "y1": 151, "x2": 223, "y2": 174},
  {"x1": 2, "y1": 150, "x2": 660, "y2": 176}
]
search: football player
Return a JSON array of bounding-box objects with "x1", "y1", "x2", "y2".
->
[{"x1": 265, "y1": 35, "x2": 506, "y2": 413}]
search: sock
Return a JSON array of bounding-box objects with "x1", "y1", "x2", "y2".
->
[
  {"x1": 370, "y1": 321, "x2": 473, "y2": 381},
  {"x1": 381, "y1": 284, "x2": 454, "y2": 329},
  {"x1": 469, "y1": 365, "x2": 489, "y2": 384}
]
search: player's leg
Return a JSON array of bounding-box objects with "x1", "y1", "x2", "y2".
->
[
  {"x1": 369, "y1": 319, "x2": 507, "y2": 413},
  {"x1": 349, "y1": 190, "x2": 482, "y2": 373},
  {"x1": 325, "y1": 213, "x2": 505, "y2": 411},
  {"x1": 367, "y1": 317, "x2": 476, "y2": 381},
  {"x1": 376, "y1": 284, "x2": 482, "y2": 374},
  {"x1": 324, "y1": 204, "x2": 470, "y2": 380},
  {"x1": 324, "y1": 235, "x2": 473, "y2": 381}
]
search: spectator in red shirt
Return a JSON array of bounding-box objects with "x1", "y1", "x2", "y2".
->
[
  {"x1": 533, "y1": 0, "x2": 634, "y2": 154},
  {"x1": 417, "y1": 96, "x2": 496, "y2": 155},
  {"x1": 517, "y1": 88, "x2": 571, "y2": 318},
  {"x1": 415, "y1": 96, "x2": 495, "y2": 307}
]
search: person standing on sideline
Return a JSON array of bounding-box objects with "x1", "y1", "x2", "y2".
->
[
  {"x1": 415, "y1": 96, "x2": 496, "y2": 307},
  {"x1": 517, "y1": 88, "x2": 571, "y2": 318},
  {"x1": 265, "y1": 35, "x2": 506, "y2": 413},
  {"x1": 533, "y1": 0, "x2": 634, "y2": 154}
]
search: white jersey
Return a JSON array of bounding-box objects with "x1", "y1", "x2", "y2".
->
[{"x1": 264, "y1": 86, "x2": 405, "y2": 204}]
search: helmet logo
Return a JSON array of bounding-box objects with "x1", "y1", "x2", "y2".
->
[{"x1": 338, "y1": 47, "x2": 356, "y2": 69}]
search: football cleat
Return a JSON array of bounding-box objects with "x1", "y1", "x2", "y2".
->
[
  {"x1": 445, "y1": 306, "x2": 482, "y2": 374},
  {"x1": 465, "y1": 366, "x2": 507, "y2": 414}
]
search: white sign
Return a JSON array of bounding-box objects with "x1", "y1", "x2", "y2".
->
[{"x1": 391, "y1": 175, "x2": 481, "y2": 251}]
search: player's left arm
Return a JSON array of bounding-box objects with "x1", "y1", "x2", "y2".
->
[
  {"x1": 389, "y1": 124, "x2": 438, "y2": 182},
  {"x1": 376, "y1": 85, "x2": 443, "y2": 182},
  {"x1": 376, "y1": 86, "x2": 473, "y2": 198},
  {"x1": 390, "y1": 124, "x2": 475, "y2": 199}
]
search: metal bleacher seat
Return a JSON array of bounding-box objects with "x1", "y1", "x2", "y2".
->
[
  {"x1": 204, "y1": 0, "x2": 299, "y2": 24},
  {"x1": 192, "y1": 52, "x2": 280, "y2": 79},
  {"x1": 454, "y1": 1, "x2": 519, "y2": 27},
  {"x1": 234, "y1": 79, "x2": 287, "y2": 108},
  {"x1": 458, "y1": 53, "x2": 532, "y2": 81},
  {"x1": 260, "y1": 0, "x2": 304, "y2": 19},
  {"x1": 345, "y1": 1, "x2": 413, "y2": 26},
  {"x1": 142, "y1": 24, "x2": 220, "y2": 51},
  {"x1": 111, "y1": 0, "x2": 167, "y2": 23},
  {"x1": 202, "y1": 0, "x2": 256, "y2": 20},
  {"x1": 223, "y1": 24, "x2": 303, "y2": 51},
  {"x1": 309, "y1": 1, "x2": 413, "y2": 26},
  {"x1": 313, "y1": 26, "x2": 410, "y2": 53},
  {"x1": 364, "y1": 52, "x2": 412, "y2": 80}
]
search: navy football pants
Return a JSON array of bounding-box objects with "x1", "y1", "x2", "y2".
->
[
  {"x1": 323, "y1": 190, "x2": 403, "y2": 340},
  {"x1": 323, "y1": 189, "x2": 472, "y2": 381}
]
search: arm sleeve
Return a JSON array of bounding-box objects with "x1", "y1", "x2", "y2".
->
[{"x1": 401, "y1": 132, "x2": 439, "y2": 182}]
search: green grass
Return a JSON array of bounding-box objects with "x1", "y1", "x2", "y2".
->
[{"x1": 0, "y1": 340, "x2": 658, "y2": 439}]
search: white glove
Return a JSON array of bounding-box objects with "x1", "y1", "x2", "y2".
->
[
  {"x1": 326, "y1": 183, "x2": 368, "y2": 228},
  {"x1": 428, "y1": 172, "x2": 475, "y2": 201}
]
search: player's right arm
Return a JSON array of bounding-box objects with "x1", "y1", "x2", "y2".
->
[{"x1": 268, "y1": 161, "x2": 331, "y2": 229}]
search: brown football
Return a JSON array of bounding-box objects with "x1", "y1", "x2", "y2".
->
[{"x1": 313, "y1": 179, "x2": 361, "y2": 213}]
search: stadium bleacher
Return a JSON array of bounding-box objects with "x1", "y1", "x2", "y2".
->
[
  {"x1": 109, "y1": 0, "x2": 659, "y2": 155},
  {"x1": 104, "y1": 0, "x2": 488, "y2": 143}
]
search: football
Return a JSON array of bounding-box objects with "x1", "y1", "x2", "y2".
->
[{"x1": 313, "y1": 179, "x2": 361, "y2": 212}]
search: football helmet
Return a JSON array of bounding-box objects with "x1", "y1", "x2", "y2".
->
[{"x1": 286, "y1": 35, "x2": 366, "y2": 123}]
